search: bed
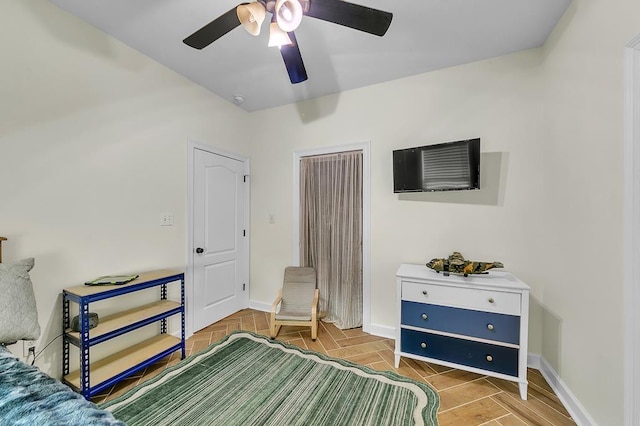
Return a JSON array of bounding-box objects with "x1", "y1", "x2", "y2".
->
[
  {"x1": 0, "y1": 345, "x2": 124, "y2": 425},
  {"x1": 0, "y1": 238, "x2": 124, "y2": 425}
]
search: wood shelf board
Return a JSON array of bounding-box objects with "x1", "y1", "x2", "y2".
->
[
  {"x1": 66, "y1": 300, "x2": 181, "y2": 340},
  {"x1": 64, "y1": 334, "x2": 181, "y2": 389},
  {"x1": 64, "y1": 269, "x2": 183, "y2": 297}
]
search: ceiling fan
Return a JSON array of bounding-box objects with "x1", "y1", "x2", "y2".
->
[{"x1": 183, "y1": 0, "x2": 393, "y2": 84}]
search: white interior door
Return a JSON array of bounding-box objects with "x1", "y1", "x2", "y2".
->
[{"x1": 192, "y1": 147, "x2": 246, "y2": 332}]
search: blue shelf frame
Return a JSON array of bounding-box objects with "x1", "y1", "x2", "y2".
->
[{"x1": 62, "y1": 271, "x2": 185, "y2": 399}]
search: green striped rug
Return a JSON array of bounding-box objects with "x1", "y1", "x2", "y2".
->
[{"x1": 101, "y1": 331, "x2": 439, "y2": 425}]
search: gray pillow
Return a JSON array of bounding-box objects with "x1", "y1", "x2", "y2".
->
[{"x1": 0, "y1": 258, "x2": 41, "y2": 344}]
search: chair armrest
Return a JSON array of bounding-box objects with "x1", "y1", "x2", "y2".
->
[
  {"x1": 270, "y1": 288, "x2": 284, "y2": 337},
  {"x1": 271, "y1": 289, "x2": 283, "y2": 314}
]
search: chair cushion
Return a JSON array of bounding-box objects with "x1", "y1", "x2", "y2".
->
[
  {"x1": 0, "y1": 258, "x2": 41, "y2": 344},
  {"x1": 277, "y1": 281, "x2": 315, "y2": 321},
  {"x1": 275, "y1": 311, "x2": 312, "y2": 321}
]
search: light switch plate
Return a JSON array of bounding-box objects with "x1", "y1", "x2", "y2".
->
[{"x1": 160, "y1": 213, "x2": 174, "y2": 226}]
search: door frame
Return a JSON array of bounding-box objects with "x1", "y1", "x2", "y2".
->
[
  {"x1": 186, "y1": 138, "x2": 251, "y2": 338},
  {"x1": 292, "y1": 142, "x2": 372, "y2": 333},
  {"x1": 624, "y1": 33, "x2": 640, "y2": 426}
]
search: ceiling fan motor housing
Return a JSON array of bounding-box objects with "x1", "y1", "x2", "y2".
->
[{"x1": 259, "y1": 0, "x2": 309, "y2": 14}]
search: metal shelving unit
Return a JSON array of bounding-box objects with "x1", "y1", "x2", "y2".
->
[{"x1": 62, "y1": 269, "x2": 185, "y2": 399}]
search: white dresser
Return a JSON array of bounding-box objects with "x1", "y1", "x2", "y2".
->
[{"x1": 395, "y1": 264, "x2": 530, "y2": 400}]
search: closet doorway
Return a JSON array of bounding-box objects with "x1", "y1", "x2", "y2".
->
[{"x1": 292, "y1": 143, "x2": 371, "y2": 331}]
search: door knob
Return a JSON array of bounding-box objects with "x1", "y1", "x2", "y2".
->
[{"x1": 195, "y1": 247, "x2": 204, "y2": 254}]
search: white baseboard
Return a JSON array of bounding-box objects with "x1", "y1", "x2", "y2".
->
[
  {"x1": 527, "y1": 352, "x2": 541, "y2": 370},
  {"x1": 249, "y1": 300, "x2": 272, "y2": 313},
  {"x1": 365, "y1": 323, "x2": 395, "y2": 339},
  {"x1": 529, "y1": 353, "x2": 597, "y2": 426}
]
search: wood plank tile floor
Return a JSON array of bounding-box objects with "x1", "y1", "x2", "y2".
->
[{"x1": 95, "y1": 309, "x2": 576, "y2": 426}]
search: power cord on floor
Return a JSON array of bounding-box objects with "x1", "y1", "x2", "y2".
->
[{"x1": 30, "y1": 333, "x2": 63, "y2": 366}]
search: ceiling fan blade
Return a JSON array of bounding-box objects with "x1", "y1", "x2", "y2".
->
[
  {"x1": 183, "y1": 6, "x2": 242, "y2": 49},
  {"x1": 305, "y1": 0, "x2": 392, "y2": 37},
  {"x1": 280, "y1": 32, "x2": 308, "y2": 84}
]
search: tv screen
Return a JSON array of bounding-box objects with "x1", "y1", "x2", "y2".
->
[{"x1": 393, "y1": 138, "x2": 480, "y2": 193}]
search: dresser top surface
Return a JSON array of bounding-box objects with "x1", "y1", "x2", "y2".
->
[{"x1": 396, "y1": 264, "x2": 530, "y2": 291}]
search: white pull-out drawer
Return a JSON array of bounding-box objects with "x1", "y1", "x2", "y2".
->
[{"x1": 402, "y1": 280, "x2": 521, "y2": 316}]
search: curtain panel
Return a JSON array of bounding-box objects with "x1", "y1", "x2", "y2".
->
[{"x1": 299, "y1": 150, "x2": 363, "y2": 329}]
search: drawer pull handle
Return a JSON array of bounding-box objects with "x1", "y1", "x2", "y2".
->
[
  {"x1": 420, "y1": 342, "x2": 427, "y2": 349},
  {"x1": 486, "y1": 355, "x2": 493, "y2": 362},
  {"x1": 421, "y1": 313, "x2": 428, "y2": 320},
  {"x1": 422, "y1": 290, "x2": 428, "y2": 296},
  {"x1": 487, "y1": 324, "x2": 494, "y2": 331},
  {"x1": 488, "y1": 298, "x2": 495, "y2": 304}
]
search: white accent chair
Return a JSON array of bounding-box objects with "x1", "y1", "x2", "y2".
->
[{"x1": 270, "y1": 266, "x2": 319, "y2": 340}]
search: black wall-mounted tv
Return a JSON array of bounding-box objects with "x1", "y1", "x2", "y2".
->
[{"x1": 393, "y1": 138, "x2": 480, "y2": 193}]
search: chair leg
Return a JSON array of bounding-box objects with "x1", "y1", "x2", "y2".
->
[
  {"x1": 270, "y1": 312, "x2": 277, "y2": 338},
  {"x1": 270, "y1": 313, "x2": 282, "y2": 338},
  {"x1": 311, "y1": 320, "x2": 318, "y2": 341}
]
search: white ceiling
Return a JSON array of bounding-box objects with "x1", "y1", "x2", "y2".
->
[{"x1": 49, "y1": 0, "x2": 571, "y2": 112}]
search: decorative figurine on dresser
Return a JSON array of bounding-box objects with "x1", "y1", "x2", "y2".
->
[
  {"x1": 426, "y1": 251, "x2": 504, "y2": 277},
  {"x1": 395, "y1": 263, "x2": 530, "y2": 400}
]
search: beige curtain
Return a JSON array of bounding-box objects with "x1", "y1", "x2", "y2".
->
[{"x1": 300, "y1": 150, "x2": 363, "y2": 329}]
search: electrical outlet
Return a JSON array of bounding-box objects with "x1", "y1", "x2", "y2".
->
[{"x1": 23, "y1": 340, "x2": 36, "y2": 357}]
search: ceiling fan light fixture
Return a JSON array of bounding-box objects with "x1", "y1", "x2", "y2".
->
[
  {"x1": 237, "y1": 2, "x2": 266, "y2": 36},
  {"x1": 275, "y1": 0, "x2": 303, "y2": 32},
  {"x1": 268, "y1": 21, "x2": 292, "y2": 47}
]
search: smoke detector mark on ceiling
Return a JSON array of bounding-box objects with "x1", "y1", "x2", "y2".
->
[{"x1": 233, "y1": 95, "x2": 246, "y2": 105}]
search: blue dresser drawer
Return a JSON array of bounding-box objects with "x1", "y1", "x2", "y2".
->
[
  {"x1": 401, "y1": 300, "x2": 520, "y2": 345},
  {"x1": 401, "y1": 328, "x2": 518, "y2": 377}
]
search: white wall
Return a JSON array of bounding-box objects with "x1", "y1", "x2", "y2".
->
[
  {"x1": 536, "y1": 1, "x2": 640, "y2": 424},
  {"x1": 247, "y1": 1, "x2": 640, "y2": 424},
  {"x1": 0, "y1": 0, "x2": 250, "y2": 376},
  {"x1": 249, "y1": 50, "x2": 546, "y2": 340}
]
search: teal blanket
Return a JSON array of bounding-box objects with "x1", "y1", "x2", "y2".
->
[{"x1": 0, "y1": 346, "x2": 124, "y2": 425}]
